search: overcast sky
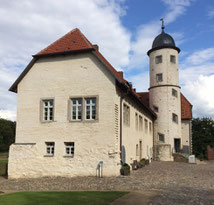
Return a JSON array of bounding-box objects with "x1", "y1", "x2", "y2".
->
[{"x1": 0, "y1": 0, "x2": 214, "y2": 120}]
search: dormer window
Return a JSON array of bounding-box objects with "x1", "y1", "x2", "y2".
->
[
  {"x1": 170, "y1": 55, "x2": 176, "y2": 63},
  {"x1": 155, "y1": 55, "x2": 162, "y2": 64},
  {"x1": 156, "y1": 73, "x2": 163, "y2": 82}
]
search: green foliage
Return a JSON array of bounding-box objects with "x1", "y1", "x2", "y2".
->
[
  {"x1": 192, "y1": 117, "x2": 214, "y2": 159},
  {"x1": 0, "y1": 191, "x2": 127, "y2": 205},
  {"x1": 0, "y1": 118, "x2": 16, "y2": 152}
]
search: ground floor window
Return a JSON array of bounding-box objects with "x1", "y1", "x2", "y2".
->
[{"x1": 65, "y1": 142, "x2": 75, "y2": 157}]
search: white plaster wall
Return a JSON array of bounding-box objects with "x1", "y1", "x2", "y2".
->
[
  {"x1": 181, "y1": 120, "x2": 191, "y2": 146},
  {"x1": 8, "y1": 53, "x2": 121, "y2": 178},
  {"x1": 121, "y1": 98, "x2": 154, "y2": 165},
  {"x1": 149, "y1": 48, "x2": 181, "y2": 161}
]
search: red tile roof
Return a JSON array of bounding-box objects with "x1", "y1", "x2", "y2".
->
[
  {"x1": 35, "y1": 28, "x2": 94, "y2": 56},
  {"x1": 137, "y1": 92, "x2": 192, "y2": 120}
]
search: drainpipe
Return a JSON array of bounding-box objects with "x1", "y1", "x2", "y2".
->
[{"x1": 120, "y1": 85, "x2": 130, "y2": 164}]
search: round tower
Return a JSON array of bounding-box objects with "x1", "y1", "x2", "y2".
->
[{"x1": 147, "y1": 20, "x2": 182, "y2": 161}]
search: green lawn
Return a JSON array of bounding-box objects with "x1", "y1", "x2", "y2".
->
[{"x1": 0, "y1": 191, "x2": 127, "y2": 205}]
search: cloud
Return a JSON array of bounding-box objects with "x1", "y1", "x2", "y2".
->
[
  {"x1": 0, "y1": 110, "x2": 16, "y2": 121},
  {"x1": 208, "y1": 8, "x2": 214, "y2": 18},
  {"x1": 0, "y1": 0, "x2": 130, "y2": 120}
]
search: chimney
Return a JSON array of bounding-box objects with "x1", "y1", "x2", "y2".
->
[
  {"x1": 93, "y1": 44, "x2": 99, "y2": 51},
  {"x1": 118, "y1": 71, "x2": 123, "y2": 79}
]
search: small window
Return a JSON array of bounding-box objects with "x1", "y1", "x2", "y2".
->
[
  {"x1": 170, "y1": 55, "x2": 176, "y2": 63},
  {"x1": 144, "y1": 119, "x2": 148, "y2": 132},
  {"x1": 156, "y1": 73, "x2": 163, "y2": 82},
  {"x1": 153, "y1": 106, "x2": 159, "y2": 112},
  {"x1": 42, "y1": 99, "x2": 54, "y2": 121},
  {"x1": 46, "y1": 142, "x2": 55, "y2": 156},
  {"x1": 85, "y1": 98, "x2": 96, "y2": 120},
  {"x1": 155, "y1": 55, "x2": 162, "y2": 64},
  {"x1": 123, "y1": 104, "x2": 130, "y2": 126},
  {"x1": 149, "y1": 122, "x2": 152, "y2": 133},
  {"x1": 158, "y1": 133, "x2": 164, "y2": 142},
  {"x1": 172, "y1": 113, "x2": 178, "y2": 123},
  {"x1": 71, "y1": 99, "x2": 82, "y2": 120},
  {"x1": 139, "y1": 115, "x2": 143, "y2": 131},
  {"x1": 135, "y1": 113, "x2": 138, "y2": 130},
  {"x1": 65, "y1": 142, "x2": 75, "y2": 157},
  {"x1": 172, "y1": 89, "x2": 178, "y2": 97}
]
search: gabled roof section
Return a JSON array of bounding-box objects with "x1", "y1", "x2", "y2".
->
[
  {"x1": 137, "y1": 92, "x2": 193, "y2": 120},
  {"x1": 34, "y1": 28, "x2": 94, "y2": 57}
]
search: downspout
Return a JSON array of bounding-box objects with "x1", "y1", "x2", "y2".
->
[{"x1": 120, "y1": 85, "x2": 130, "y2": 164}]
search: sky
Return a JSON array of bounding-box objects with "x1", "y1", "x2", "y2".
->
[{"x1": 0, "y1": 0, "x2": 214, "y2": 120}]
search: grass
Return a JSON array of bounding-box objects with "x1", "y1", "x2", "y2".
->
[
  {"x1": 0, "y1": 152, "x2": 8, "y2": 176},
  {"x1": 0, "y1": 191, "x2": 127, "y2": 205}
]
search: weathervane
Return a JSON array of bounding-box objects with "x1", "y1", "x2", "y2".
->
[{"x1": 160, "y1": 18, "x2": 165, "y2": 32}]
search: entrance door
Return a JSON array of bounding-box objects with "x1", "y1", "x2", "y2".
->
[
  {"x1": 174, "y1": 139, "x2": 181, "y2": 153},
  {"x1": 139, "y1": 141, "x2": 142, "y2": 159}
]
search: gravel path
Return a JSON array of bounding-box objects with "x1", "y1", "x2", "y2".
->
[{"x1": 0, "y1": 161, "x2": 214, "y2": 204}]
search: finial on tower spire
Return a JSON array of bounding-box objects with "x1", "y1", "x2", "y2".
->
[{"x1": 160, "y1": 18, "x2": 165, "y2": 33}]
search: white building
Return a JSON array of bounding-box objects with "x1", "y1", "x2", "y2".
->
[{"x1": 8, "y1": 25, "x2": 192, "y2": 178}]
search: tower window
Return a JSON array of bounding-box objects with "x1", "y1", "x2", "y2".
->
[
  {"x1": 172, "y1": 89, "x2": 178, "y2": 97},
  {"x1": 158, "y1": 133, "x2": 165, "y2": 142},
  {"x1": 170, "y1": 55, "x2": 176, "y2": 63},
  {"x1": 156, "y1": 73, "x2": 163, "y2": 82},
  {"x1": 155, "y1": 55, "x2": 162, "y2": 64},
  {"x1": 172, "y1": 113, "x2": 178, "y2": 123},
  {"x1": 153, "y1": 106, "x2": 159, "y2": 112}
]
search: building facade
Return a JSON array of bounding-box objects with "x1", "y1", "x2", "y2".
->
[{"x1": 8, "y1": 26, "x2": 192, "y2": 178}]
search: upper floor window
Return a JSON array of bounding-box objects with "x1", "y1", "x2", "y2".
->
[
  {"x1": 123, "y1": 104, "x2": 130, "y2": 126},
  {"x1": 172, "y1": 89, "x2": 178, "y2": 97},
  {"x1": 85, "y1": 98, "x2": 96, "y2": 120},
  {"x1": 65, "y1": 142, "x2": 75, "y2": 157},
  {"x1": 153, "y1": 106, "x2": 159, "y2": 112},
  {"x1": 46, "y1": 142, "x2": 55, "y2": 156},
  {"x1": 139, "y1": 115, "x2": 143, "y2": 131},
  {"x1": 42, "y1": 99, "x2": 54, "y2": 121},
  {"x1": 144, "y1": 119, "x2": 148, "y2": 132},
  {"x1": 170, "y1": 55, "x2": 176, "y2": 63},
  {"x1": 172, "y1": 113, "x2": 178, "y2": 123},
  {"x1": 156, "y1": 73, "x2": 163, "y2": 82},
  {"x1": 149, "y1": 122, "x2": 152, "y2": 133},
  {"x1": 71, "y1": 99, "x2": 82, "y2": 120},
  {"x1": 155, "y1": 55, "x2": 162, "y2": 64},
  {"x1": 135, "y1": 113, "x2": 138, "y2": 130}
]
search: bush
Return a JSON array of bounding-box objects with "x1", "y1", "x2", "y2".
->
[
  {"x1": 120, "y1": 163, "x2": 130, "y2": 176},
  {"x1": 139, "y1": 159, "x2": 146, "y2": 167},
  {"x1": 0, "y1": 162, "x2": 8, "y2": 176}
]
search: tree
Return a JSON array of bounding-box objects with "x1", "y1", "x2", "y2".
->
[
  {"x1": 192, "y1": 117, "x2": 214, "y2": 159},
  {"x1": 0, "y1": 118, "x2": 16, "y2": 152}
]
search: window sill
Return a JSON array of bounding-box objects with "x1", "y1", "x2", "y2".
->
[
  {"x1": 44, "y1": 155, "x2": 54, "y2": 157},
  {"x1": 63, "y1": 155, "x2": 74, "y2": 158},
  {"x1": 41, "y1": 120, "x2": 56, "y2": 124}
]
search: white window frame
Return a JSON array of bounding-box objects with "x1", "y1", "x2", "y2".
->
[
  {"x1": 65, "y1": 142, "x2": 75, "y2": 157},
  {"x1": 46, "y1": 142, "x2": 55, "y2": 156},
  {"x1": 42, "y1": 99, "x2": 54, "y2": 121},
  {"x1": 71, "y1": 99, "x2": 82, "y2": 121},
  {"x1": 85, "y1": 98, "x2": 96, "y2": 120}
]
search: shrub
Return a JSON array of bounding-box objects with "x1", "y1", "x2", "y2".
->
[
  {"x1": 0, "y1": 162, "x2": 8, "y2": 176},
  {"x1": 120, "y1": 163, "x2": 130, "y2": 176}
]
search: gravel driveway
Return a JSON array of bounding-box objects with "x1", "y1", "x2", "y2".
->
[{"x1": 0, "y1": 161, "x2": 214, "y2": 204}]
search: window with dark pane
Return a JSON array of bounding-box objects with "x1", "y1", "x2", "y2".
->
[
  {"x1": 172, "y1": 88, "x2": 178, "y2": 97},
  {"x1": 65, "y1": 142, "x2": 75, "y2": 157},
  {"x1": 46, "y1": 142, "x2": 55, "y2": 155},
  {"x1": 123, "y1": 104, "x2": 130, "y2": 126},
  {"x1": 172, "y1": 113, "x2": 178, "y2": 123},
  {"x1": 155, "y1": 55, "x2": 162, "y2": 64},
  {"x1": 156, "y1": 73, "x2": 163, "y2": 82},
  {"x1": 71, "y1": 99, "x2": 82, "y2": 120},
  {"x1": 153, "y1": 106, "x2": 159, "y2": 112},
  {"x1": 85, "y1": 98, "x2": 96, "y2": 120},
  {"x1": 170, "y1": 55, "x2": 176, "y2": 63},
  {"x1": 43, "y1": 99, "x2": 54, "y2": 121},
  {"x1": 158, "y1": 133, "x2": 165, "y2": 142}
]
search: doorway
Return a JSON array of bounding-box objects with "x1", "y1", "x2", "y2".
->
[{"x1": 174, "y1": 139, "x2": 181, "y2": 153}]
